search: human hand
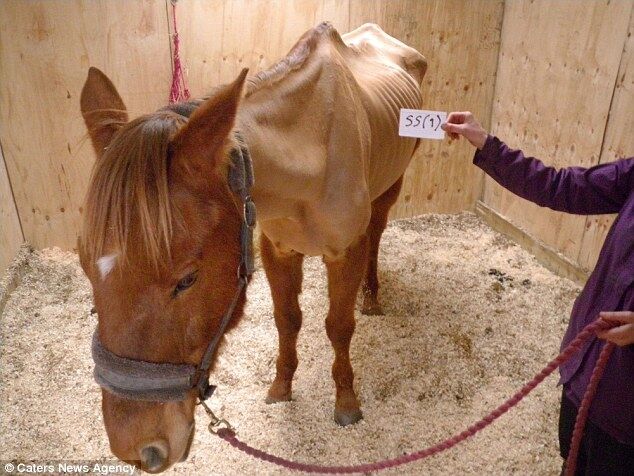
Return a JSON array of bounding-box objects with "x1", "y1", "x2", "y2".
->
[
  {"x1": 596, "y1": 311, "x2": 634, "y2": 346},
  {"x1": 441, "y1": 111, "x2": 488, "y2": 149}
]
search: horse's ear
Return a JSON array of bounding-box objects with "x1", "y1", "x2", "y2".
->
[
  {"x1": 171, "y1": 68, "x2": 248, "y2": 168},
  {"x1": 80, "y1": 67, "x2": 129, "y2": 159}
]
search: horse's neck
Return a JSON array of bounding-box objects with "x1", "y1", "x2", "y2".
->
[{"x1": 235, "y1": 46, "x2": 335, "y2": 220}]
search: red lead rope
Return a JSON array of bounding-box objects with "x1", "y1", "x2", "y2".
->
[
  {"x1": 564, "y1": 340, "x2": 615, "y2": 476},
  {"x1": 214, "y1": 319, "x2": 616, "y2": 474}
]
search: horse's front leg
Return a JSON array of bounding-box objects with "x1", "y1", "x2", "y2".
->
[
  {"x1": 323, "y1": 234, "x2": 368, "y2": 426},
  {"x1": 260, "y1": 233, "x2": 305, "y2": 403}
]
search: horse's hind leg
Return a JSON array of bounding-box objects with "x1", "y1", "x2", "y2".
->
[
  {"x1": 260, "y1": 233, "x2": 304, "y2": 404},
  {"x1": 324, "y1": 234, "x2": 368, "y2": 426},
  {"x1": 362, "y1": 175, "x2": 404, "y2": 315}
]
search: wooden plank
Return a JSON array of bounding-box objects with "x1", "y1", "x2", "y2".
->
[
  {"x1": 0, "y1": 144, "x2": 24, "y2": 275},
  {"x1": 218, "y1": 0, "x2": 349, "y2": 84},
  {"x1": 169, "y1": 0, "x2": 350, "y2": 96},
  {"x1": 476, "y1": 201, "x2": 589, "y2": 286},
  {"x1": 350, "y1": 0, "x2": 504, "y2": 218},
  {"x1": 166, "y1": 0, "x2": 225, "y2": 95},
  {"x1": 483, "y1": 0, "x2": 632, "y2": 263},
  {"x1": 0, "y1": 0, "x2": 172, "y2": 250},
  {"x1": 578, "y1": 9, "x2": 634, "y2": 270}
]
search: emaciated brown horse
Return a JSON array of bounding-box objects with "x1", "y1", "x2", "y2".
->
[{"x1": 80, "y1": 23, "x2": 425, "y2": 472}]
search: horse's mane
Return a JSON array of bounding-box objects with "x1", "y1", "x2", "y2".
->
[
  {"x1": 245, "y1": 21, "x2": 335, "y2": 97},
  {"x1": 82, "y1": 110, "x2": 188, "y2": 270}
]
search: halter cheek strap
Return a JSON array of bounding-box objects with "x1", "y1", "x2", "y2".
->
[{"x1": 91, "y1": 132, "x2": 255, "y2": 403}]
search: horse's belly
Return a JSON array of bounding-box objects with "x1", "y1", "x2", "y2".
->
[
  {"x1": 367, "y1": 131, "x2": 418, "y2": 200},
  {"x1": 260, "y1": 195, "x2": 370, "y2": 259}
]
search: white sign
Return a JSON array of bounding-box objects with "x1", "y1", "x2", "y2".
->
[{"x1": 399, "y1": 109, "x2": 447, "y2": 140}]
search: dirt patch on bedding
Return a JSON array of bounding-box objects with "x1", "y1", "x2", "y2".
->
[{"x1": 0, "y1": 212, "x2": 579, "y2": 475}]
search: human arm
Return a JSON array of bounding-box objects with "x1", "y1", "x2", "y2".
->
[{"x1": 441, "y1": 112, "x2": 634, "y2": 215}]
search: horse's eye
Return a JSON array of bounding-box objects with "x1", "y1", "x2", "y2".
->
[{"x1": 174, "y1": 272, "x2": 198, "y2": 296}]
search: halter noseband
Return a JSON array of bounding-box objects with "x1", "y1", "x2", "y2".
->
[{"x1": 91, "y1": 132, "x2": 256, "y2": 403}]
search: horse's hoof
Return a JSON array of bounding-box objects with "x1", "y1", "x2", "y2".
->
[
  {"x1": 334, "y1": 408, "x2": 363, "y2": 426},
  {"x1": 265, "y1": 393, "x2": 292, "y2": 404},
  {"x1": 265, "y1": 381, "x2": 292, "y2": 404},
  {"x1": 361, "y1": 298, "x2": 384, "y2": 316}
]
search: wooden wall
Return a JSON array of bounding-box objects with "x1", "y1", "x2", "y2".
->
[
  {"x1": 0, "y1": 0, "x2": 172, "y2": 256},
  {"x1": 482, "y1": 0, "x2": 634, "y2": 274},
  {"x1": 1, "y1": 0, "x2": 632, "y2": 279},
  {"x1": 578, "y1": 9, "x2": 634, "y2": 270},
  {"x1": 0, "y1": 0, "x2": 503, "y2": 261},
  {"x1": 0, "y1": 146, "x2": 23, "y2": 274}
]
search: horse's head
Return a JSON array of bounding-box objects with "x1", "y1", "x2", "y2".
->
[{"x1": 79, "y1": 67, "x2": 250, "y2": 472}]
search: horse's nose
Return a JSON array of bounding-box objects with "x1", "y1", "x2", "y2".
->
[{"x1": 139, "y1": 441, "x2": 168, "y2": 473}]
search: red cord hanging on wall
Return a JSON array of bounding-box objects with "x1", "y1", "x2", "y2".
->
[{"x1": 169, "y1": 0, "x2": 191, "y2": 103}]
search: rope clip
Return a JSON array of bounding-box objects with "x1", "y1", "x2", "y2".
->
[{"x1": 199, "y1": 399, "x2": 234, "y2": 435}]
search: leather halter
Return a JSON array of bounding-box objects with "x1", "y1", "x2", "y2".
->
[{"x1": 91, "y1": 131, "x2": 256, "y2": 403}]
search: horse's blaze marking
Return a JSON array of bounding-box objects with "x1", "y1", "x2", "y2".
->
[{"x1": 97, "y1": 254, "x2": 117, "y2": 280}]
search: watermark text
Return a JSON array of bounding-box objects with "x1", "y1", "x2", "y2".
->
[{"x1": 2, "y1": 461, "x2": 136, "y2": 475}]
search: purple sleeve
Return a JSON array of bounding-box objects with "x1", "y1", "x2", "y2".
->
[{"x1": 474, "y1": 135, "x2": 634, "y2": 215}]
